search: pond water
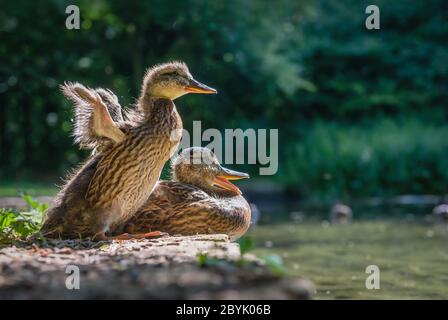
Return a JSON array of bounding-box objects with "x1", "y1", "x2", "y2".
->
[{"x1": 246, "y1": 204, "x2": 448, "y2": 300}]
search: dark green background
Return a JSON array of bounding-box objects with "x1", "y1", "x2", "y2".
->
[{"x1": 1, "y1": 0, "x2": 447, "y2": 200}]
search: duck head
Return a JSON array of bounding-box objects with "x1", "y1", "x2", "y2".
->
[
  {"x1": 141, "y1": 61, "x2": 217, "y2": 100},
  {"x1": 172, "y1": 147, "x2": 249, "y2": 195}
]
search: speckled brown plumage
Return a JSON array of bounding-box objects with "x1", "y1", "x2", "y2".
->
[
  {"x1": 42, "y1": 98, "x2": 181, "y2": 239},
  {"x1": 120, "y1": 147, "x2": 251, "y2": 240},
  {"x1": 122, "y1": 181, "x2": 251, "y2": 240},
  {"x1": 41, "y1": 62, "x2": 216, "y2": 240}
]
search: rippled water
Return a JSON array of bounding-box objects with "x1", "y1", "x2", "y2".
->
[{"x1": 247, "y1": 205, "x2": 448, "y2": 299}]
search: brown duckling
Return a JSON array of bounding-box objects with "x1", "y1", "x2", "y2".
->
[
  {"x1": 41, "y1": 62, "x2": 216, "y2": 240},
  {"x1": 121, "y1": 147, "x2": 251, "y2": 240}
]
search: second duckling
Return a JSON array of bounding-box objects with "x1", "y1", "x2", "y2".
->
[{"x1": 120, "y1": 147, "x2": 252, "y2": 240}]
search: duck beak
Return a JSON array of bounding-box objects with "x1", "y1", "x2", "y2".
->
[
  {"x1": 212, "y1": 166, "x2": 249, "y2": 195},
  {"x1": 185, "y1": 78, "x2": 217, "y2": 94}
]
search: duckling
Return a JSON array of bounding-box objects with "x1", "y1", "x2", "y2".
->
[
  {"x1": 41, "y1": 62, "x2": 216, "y2": 240},
  {"x1": 121, "y1": 147, "x2": 251, "y2": 240},
  {"x1": 329, "y1": 203, "x2": 353, "y2": 224}
]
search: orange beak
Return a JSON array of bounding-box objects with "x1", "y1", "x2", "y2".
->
[
  {"x1": 185, "y1": 78, "x2": 217, "y2": 94},
  {"x1": 212, "y1": 167, "x2": 249, "y2": 195}
]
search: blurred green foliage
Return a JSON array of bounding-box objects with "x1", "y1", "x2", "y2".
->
[
  {"x1": 288, "y1": 120, "x2": 448, "y2": 201},
  {"x1": 0, "y1": 0, "x2": 447, "y2": 199}
]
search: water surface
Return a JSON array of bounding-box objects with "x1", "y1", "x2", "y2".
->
[{"x1": 247, "y1": 206, "x2": 448, "y2": 299}]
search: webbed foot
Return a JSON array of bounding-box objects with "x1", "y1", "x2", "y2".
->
[{"x1": 110, "y1": 231, "x2": 168, "y2": 240}]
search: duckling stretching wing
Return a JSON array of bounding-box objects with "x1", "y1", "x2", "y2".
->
[
  {"x1": 42, "y1": 63, "x2": 216, "y2": 240},
  {"x1": 61, "y1": 82, "x2": 126, "y2": 150},
  {"x1": 94, "y1": 88, "x2": 124, "y2": 123}
]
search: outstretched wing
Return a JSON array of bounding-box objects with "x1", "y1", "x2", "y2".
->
[
  {"x1": 61, "y1": 82, "x2": 126, "y2": 150},
  {"x1": 94, "y1": 88, "x2": 124, "y2": 123}
]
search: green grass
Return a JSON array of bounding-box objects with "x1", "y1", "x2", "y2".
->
[
  {"x1": 248, "y1": 219, "x2": 448, "y2": 299},
  {"x1": 0, "y1": 194, "x2": 47, "y2": 244},
  {"x1": 0, "y1": 180, "x2": 58, "y2": 197}
]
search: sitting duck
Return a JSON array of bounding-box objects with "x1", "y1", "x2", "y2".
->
[
  {"x1": 121, "y1": 147, "x2": 252, "y2": 240},
  {"x1": 41, "y1": 62, "x2": 216, "y2": 240}
]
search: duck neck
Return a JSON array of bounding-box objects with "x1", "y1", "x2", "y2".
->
[
  {"x1": 138, "y1": 93, "x2": 157, "y2": 118},
  {"x1": 138, "y1": 81, "x2": 175, "y2": 117}
]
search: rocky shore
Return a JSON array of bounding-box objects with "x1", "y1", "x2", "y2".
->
[{"x1": 0, "y1": 234, "x2": 314, "y2": 299}]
